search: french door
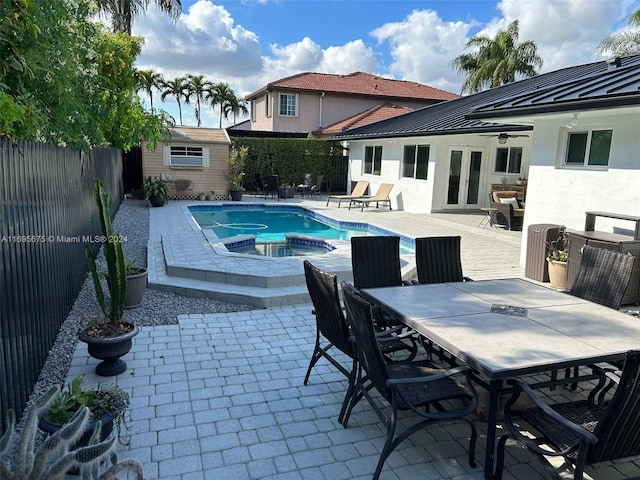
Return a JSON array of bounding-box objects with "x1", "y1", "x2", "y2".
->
[{"x1": 446, "y1": 147, "x2": 485, "y2": 208}]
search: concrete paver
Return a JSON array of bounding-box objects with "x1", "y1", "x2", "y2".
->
[{"x1": 65, "y1": 195, "x2": 640, "y2": 479}]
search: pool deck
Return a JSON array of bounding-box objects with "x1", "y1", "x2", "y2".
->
[
  {"x1": 66, "y1": 194, "x2": 640, "y2": 479},
  {"x1": 148, "y1": 194, "x2": 525, "y2": 307}
]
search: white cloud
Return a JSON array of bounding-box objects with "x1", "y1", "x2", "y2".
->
[{"x1": 371, "y1": 9, "x2": 473, "y2": 93}]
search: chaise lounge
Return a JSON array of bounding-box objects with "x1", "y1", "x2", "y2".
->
[
  {"x1": 326, "y1": 180, "x2": 369, "y2": 207},
  {"x1": 348, "y1": 183, "x2": 394, "y2": 212}
]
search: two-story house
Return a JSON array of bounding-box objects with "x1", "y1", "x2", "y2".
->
[{"x1": 243, "y1": 71, "x2": 458, "y2": 137}]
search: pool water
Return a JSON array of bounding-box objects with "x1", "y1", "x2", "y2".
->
[
  {"x1": 189, "y1": 205, "x2": 414, "y2": 256},
  {"x1": 191, "y1": 207, "x2": 367, "y2": 242}
]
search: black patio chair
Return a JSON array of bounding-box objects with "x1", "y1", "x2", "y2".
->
[
  {"x1": 340, "y1": 282, "x2": 478, "y2": 480},
  {"x1": 262, "y1": 174, "x2": 280, "y2": 200},
  {"x1": 414, "y1": 236, "x2": 472, "y2": 284},
  {"x1": 553, "y1": 246, "x2": 636, "y2": 389},
  {"x1": 413, "y1": 236, "x2": 472, "y2": 361},
  {"x1": 302, "y1": 261, "x2": 417, "y2": 422},
  {"x1": 496, "y1": 349, "x2": 640, "y2": 480},
  {"x1": 569, "y1": 245, "x2": 636, "y2": 309},
  {"x1": 253, "y1": 173, "x2": 266, "y2": 195},
  {"x1": 351, "y1": 235, "x2": 409, "y2": 329}
]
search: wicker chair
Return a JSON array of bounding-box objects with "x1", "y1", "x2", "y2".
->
[
  {"x1": 490, "y1": 191, "x2": 524, "y2": 230},
  {"x1": 414, "y1": 236, "x2": 472, "y2": 284},
  {"x1": 340, "y1": 282, "x2": 478, "y2": 480},
  {"x1": 554, "y1": 245, "x2": 638, "y2": 389},
  {"x1": 302, "y1": 261, "x2": 417, "y2": 422},
  {"x1": 569, "y1": 245, "x2": 636, "y2": 309},
  {"x1": 496, "y1": 350, "x2": 640, "y2": 480}
]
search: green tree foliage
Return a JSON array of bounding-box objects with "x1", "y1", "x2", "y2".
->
[
  {"x1": 96, "y1": 0, "x2": 182, "y2": 35},
  {"x1": 0, "y1": 1, "x2": 172, "y2": 151},
  {"x1": 597, "y1": 8, "x2": 640, "y2": 57},
  {"x1": 232, "y1": 138, "x2": 343, "y2": 188},
  {"x1": 451, "y1": 20, "x2": 543, "y2": 94}
]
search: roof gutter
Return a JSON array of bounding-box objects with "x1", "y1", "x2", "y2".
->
[{"x1": 330, "y1": 125, "x2": 532, "y2": 142}]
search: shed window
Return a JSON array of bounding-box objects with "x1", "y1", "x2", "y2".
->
[{"x1": 170, "y1": 146, "x2": 204, "y2": 167}]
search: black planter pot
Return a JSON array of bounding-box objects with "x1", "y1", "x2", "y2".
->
[
  {"x1": 39, "y1": 409, "x2": 117, "y2": 446},
  {"x1": 125, "y1": 268, "x2": 148, "y2": 308},
  {"x1": 79, "y1": 324, "x2": 139, "y2": 376},
  {"x1": 229, "y1": 189, "x2": 244, "y2": 201},
  {"x1": 148, "y1": 195, "x2": 166, "y2": 207}
]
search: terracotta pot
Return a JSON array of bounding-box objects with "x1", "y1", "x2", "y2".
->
[{"x1": 547, "y1": 260, "x2": 567, "y2": 290}]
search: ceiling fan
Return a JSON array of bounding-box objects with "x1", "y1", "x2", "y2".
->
[{"x1": 479, "y1": 132, "x2": 530, "y2": 144}]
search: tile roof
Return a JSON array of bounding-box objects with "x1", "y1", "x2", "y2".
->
[
  {"x1": 316, "y1": 103, "x2": 413, "y2": 135},
  {"x1": 246, "y1": 71, "x2": 459, "y2": 102},
  {"x1": 331, "y1": 55, "x2": 640, "y2": 141}
]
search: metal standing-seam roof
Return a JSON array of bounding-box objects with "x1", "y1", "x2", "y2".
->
[{"x1": 331, "y1": 55, "x2": 640, "y2": 141}]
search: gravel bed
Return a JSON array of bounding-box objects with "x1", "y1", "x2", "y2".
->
[{"x1": 6, "y1": 199, "x2": 255, "y2": 462}]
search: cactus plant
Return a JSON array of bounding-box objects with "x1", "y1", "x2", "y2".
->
[
  {"x1": 85, "y1": 179, "x2": 127, "y2": 329},
  {"x1": 0, "y1": 386, "x2": 143, "y2": 479}
]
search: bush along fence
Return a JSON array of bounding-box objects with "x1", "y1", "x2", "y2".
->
[
  {"x1": 0, "y1": 140, "x2": 122, "y2": 432},
  {"x1": 231, "y1": 137, "x2": 348, "y2": 194}
]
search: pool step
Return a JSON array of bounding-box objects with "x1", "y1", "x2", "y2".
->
[{"x1": 147, "y1": 236, "x2": 356, "y2": 308}]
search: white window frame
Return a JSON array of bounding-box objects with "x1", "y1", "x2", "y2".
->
[
  {"x1": 265, "y1": 93, "x2": 272, "y2": 118},
  {"x1": 563, "y1": 128, "x2": 613, "y2": 168},
  {"x1": 278, "y1": 93, "x2": 298, "y2": 117},
  {"x1": 364, "y1": 145, "x2": 383, "y2": 176},
  {"x1": 494, "y1": 147, "x2": 523, "y2": 174},
  {"x1": 402, "y1": 144, "x2": 430, "y2": 180},
  {"x1": 163, "y1": 145, "x2": 209, "y2": 168}
]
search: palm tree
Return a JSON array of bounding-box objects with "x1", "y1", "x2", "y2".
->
[
  {"x1": 206, "y1": 82, "x2": 236, "y2": 128},
  {"x1": 160, "y1": 76, "x2": 189, "y2": 126},
  {"x1": 136, "y1": 69, "x2": 164, "y2": 111},
  {"x1": 597, "y1": 8, "x2": 640, "y2": 57},
  {"x1": 451, "y1": 20, "x2": 543, "y2": 94},
  {"x1": 225, "y1": 94, "x2": 249, "y2": 126},
  {"x1": 187, "y1": 74, "x2": 211, "y2": 127},
  {"x1": 97, "y1": 0, "x2": 183, "y2": 35}
]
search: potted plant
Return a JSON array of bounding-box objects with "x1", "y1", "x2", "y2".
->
[
  {"x1": 38, "y1": 376, "x2": 130, "y2": 447},
  {"x1": 517, "y1": 176, "x2": 527, "y2": 185},
  {"x1": 227, "y1": 146, "x2": 248, "y2": 201},
  {"x1": 547, "y1": 230, "x2": 568, "y2": 290},
  {"x1": 143, "y1": 176, "x2": 168, "y2": 207},
  {"x1": 125, "y1": 261, "x2": 147, "y2": 308},
  {"x1": 81, "y1": 180, "x2": 139, "y2": 376},
  {"x1": 1, "y1": 383, "x2": 143, "y2": 479}
]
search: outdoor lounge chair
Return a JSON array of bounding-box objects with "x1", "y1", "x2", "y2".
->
[
  {"x1": 490, "y1": 191, "x2": 524, "y2": 230},
  {"x1": 326, "y1": 180, "x2": 369, "y2": 207},
  {"x1": 348, "y1": 183, "x2": 394, "y2": 212},
  {"x1": 495, "y1": 349, "x2": 640, "y2": 480},
  {"x1": 302, "y1": 261, "x2": 417, "y2": 422},
  {"x1": 340, "y1": 282, "x2": 478, "y2": 480}
]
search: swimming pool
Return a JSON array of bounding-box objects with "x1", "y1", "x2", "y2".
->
[{"x1": 189, "y1": 204, "x2": 415, "y2": 256}]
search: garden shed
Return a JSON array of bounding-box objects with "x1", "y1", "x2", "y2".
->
[{"x1": 141, "y1": 127, "x2": 231, "y2": 200}]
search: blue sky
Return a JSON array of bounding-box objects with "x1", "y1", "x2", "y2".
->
[{"x1": 133, "y1": 0, "x2": 639, "y2": 127}]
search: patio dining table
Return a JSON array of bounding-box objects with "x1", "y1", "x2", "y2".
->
[{"x1": 360, "y1": 278, "x2": 640, "y2": 479}]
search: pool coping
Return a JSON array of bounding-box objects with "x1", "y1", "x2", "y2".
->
[{"x1": 146, "y1": 201, "x2": 416, "y2": 307}]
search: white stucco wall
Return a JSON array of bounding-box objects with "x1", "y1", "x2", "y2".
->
[
  {"x1": 520, "y1": 110, "x2": 640, "y2": 265},
  {"x1": 347, "y1": 134, "x2": 532, "y2": 213}
]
